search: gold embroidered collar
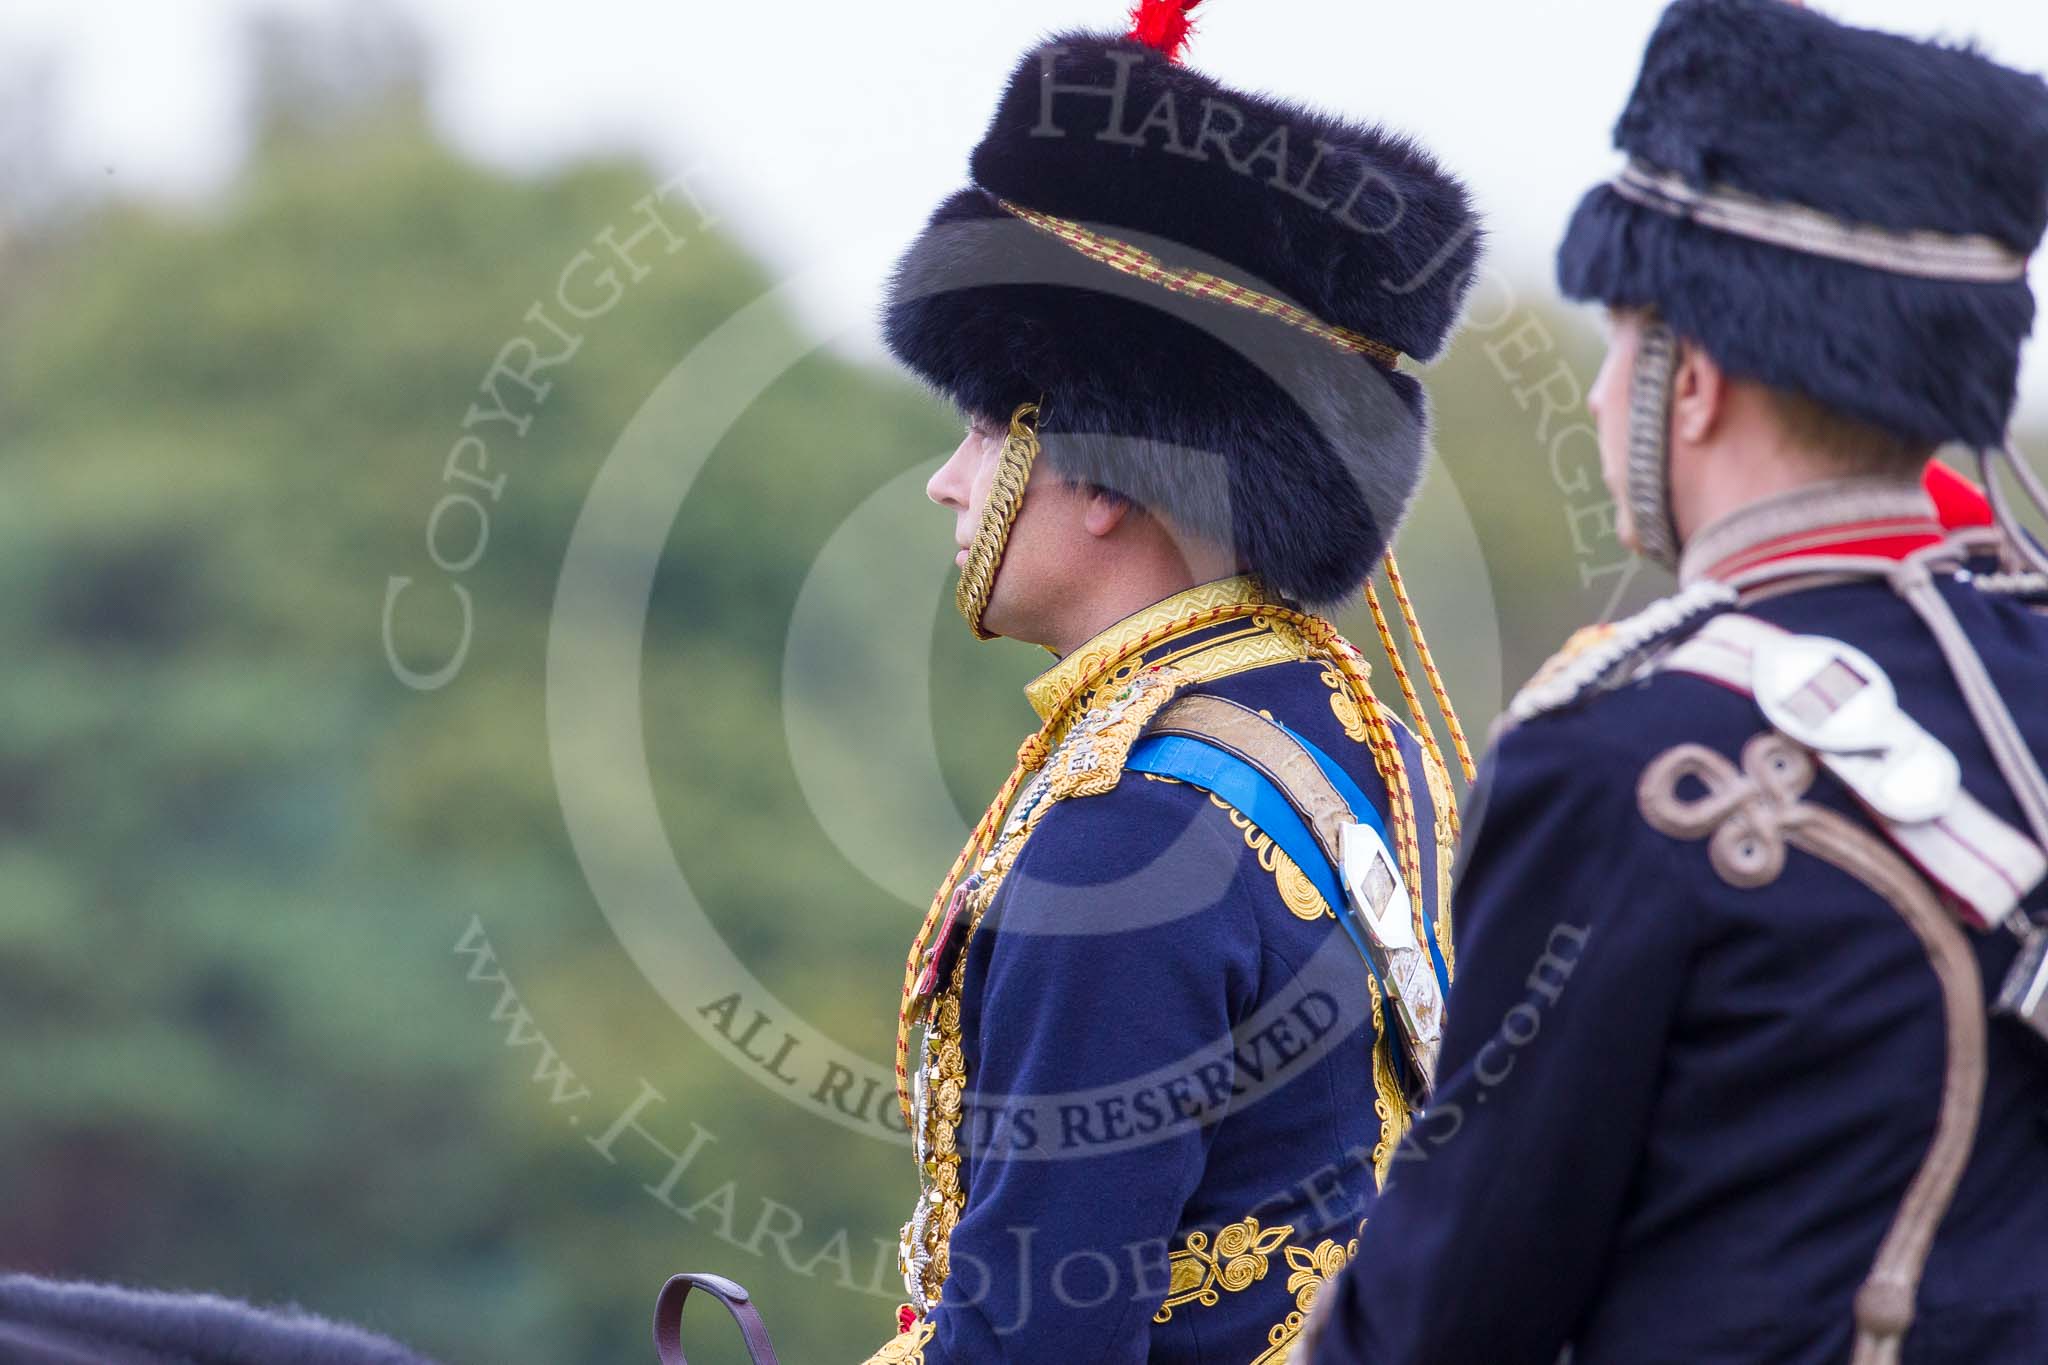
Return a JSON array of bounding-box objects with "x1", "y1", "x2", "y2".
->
[{"x1": 1024, "y1": 575, "x2": 1274, "y2": 723}]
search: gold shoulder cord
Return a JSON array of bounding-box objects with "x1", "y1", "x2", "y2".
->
[
  {"x1": 1374, "y1": 553, "x2": 1477, "y2": 784},
  {"x1": 1363, "y1": 553, "x2": 1473, "y2": 974}
]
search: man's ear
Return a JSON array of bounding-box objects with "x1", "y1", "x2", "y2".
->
[
  {"x1": 1670, "y1": 340, "x2": 1727, "y2": 447},
  {"x1": 1082, "y1": 489, "x2": 1132, "y2": 538}
]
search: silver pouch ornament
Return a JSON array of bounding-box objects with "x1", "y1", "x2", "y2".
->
[{"x1": 1341, "y1": 820, "x2": 1444, "y2": 1093}]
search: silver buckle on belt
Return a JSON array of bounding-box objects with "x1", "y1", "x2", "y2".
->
[
  {"x1": 1341, "y1": 821, "x2": 1443, "y2": 1091},
  {"x1": 1753, "y1": 633, "x2": 1961, "y2": 824}
]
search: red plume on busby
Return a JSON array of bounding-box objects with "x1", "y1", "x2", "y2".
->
[{"x1": 1126, "y1": 0, "x2": 1202, "y2": 63}]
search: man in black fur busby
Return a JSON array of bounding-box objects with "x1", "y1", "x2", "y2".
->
[
  {"x1": 1310, "y1": 1, "x2": 2048, "y2": 1361},
  {"x1": 862, "y1": 2, "x2": 1483, "y2": 1360}
]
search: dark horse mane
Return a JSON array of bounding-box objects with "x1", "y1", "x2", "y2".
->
[{"x1": 0, "y1": 1275, "x2": 436, "y2": 1365}]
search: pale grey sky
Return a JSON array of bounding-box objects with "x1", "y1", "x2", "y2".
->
[{"x1": 7, "y1": 0, "x2": 2047, "y2": 416}]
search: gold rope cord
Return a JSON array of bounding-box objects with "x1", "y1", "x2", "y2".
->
[
  {"x1": 1364, "y1": 558, "x2": 1477, "y2": 808},
  {"x1": 1383, "y1": 552, "x2": 1476, "y2": 782},
  {"x1": 1417, "y1": 736, "x2": 1458, "y2": 981},
  {"x1": 1362, "y1": 581, "x2": 1449, "y2": 797},
  {"x1": 955, "y1": 402, "x2": 1041, "y2": 640},
  {"x1": 1284, "y1": 610, "x2": 1428, "y2": 919},
  {"x1": 996, "y1": 199, "x2": 1404, "y2": 369}
]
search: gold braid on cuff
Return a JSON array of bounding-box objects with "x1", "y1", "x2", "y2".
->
[{"x1": 955, "y1": 401, "x2": 1041, "y2": 641}]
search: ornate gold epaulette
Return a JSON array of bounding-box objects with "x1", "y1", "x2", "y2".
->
[
  {"x1": 1501, "y1": 582, "x2": 1737, "y2": 732},
  {"x1": 1043, "y1": 664, "x2": 1190, "y2": 801}
]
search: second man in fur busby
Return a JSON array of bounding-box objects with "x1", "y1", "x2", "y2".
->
[{"x1": 1310, "y1": 1, "x2": 2048, "y2": 1361}]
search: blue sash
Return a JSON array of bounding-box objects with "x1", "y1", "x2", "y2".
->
[{"x1": 1126, "y1": 724, "x2": 1452, "y2": 1002}]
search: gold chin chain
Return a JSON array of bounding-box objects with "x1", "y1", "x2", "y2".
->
[{"x1": 955, "y1": 402, "x2": 1041, "y2": 641}]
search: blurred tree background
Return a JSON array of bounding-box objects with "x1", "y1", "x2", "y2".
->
[{"x1": 0, "y1": 10, "x2": 2033, "y2": 1364}]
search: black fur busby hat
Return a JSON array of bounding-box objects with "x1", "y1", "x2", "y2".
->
[
  {"x1": 883, "y1": 12, "x2": 1481, "y2": 607},
  {"x1": 1557, "y1": 0, "x2": 2048, "y2": 451}
]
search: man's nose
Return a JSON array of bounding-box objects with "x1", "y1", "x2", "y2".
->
[
  {"x1": 927, "y1": 438, "x2": 973, "y2": 511},
  {"x1": 1587, "y1": 352, "x2": 1616, "y2": 422}
]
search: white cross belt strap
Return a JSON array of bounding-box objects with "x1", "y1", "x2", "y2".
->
[{"x1": 1662, "y1": 614, "x2": 2047, "y2": 929}]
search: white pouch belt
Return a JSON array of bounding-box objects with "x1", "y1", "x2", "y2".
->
[{"x1": 1663, "y1": 614, "x2": 2046, "y2": 929}]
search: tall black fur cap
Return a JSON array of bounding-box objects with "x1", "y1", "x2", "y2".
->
[
  {"x1": 1558, "y1": 0, "x2": 2048, "y2": 450},
  {"x1": 883, "y1": 31, "x2": 1482, "y2": 608}
]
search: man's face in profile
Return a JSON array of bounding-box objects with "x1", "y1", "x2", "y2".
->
[
  {"x1": 928, "y1": 415, "x2": 1007, "y2": 575},
  {"x1": 924, "y1": 413, "x2": 1094, "y2": 645},
  {"x1": 1588, "y1": 308, "x2": 1645, "y2": 553}
]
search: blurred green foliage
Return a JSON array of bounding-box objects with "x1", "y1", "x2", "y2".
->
[{"x1": 2, "y1": 19, "x2": 2034, "y2": 1365}]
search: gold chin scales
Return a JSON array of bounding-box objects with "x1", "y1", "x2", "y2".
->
[{"x1": 955, "y1": 402, "x2": 1040, "y2": 641}]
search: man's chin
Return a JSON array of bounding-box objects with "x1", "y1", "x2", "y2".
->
[
  {"x1": 973, "y1": 608, "x2": 1013, "y2": 643},
  {"x1": 972, "y1": 595, "x2": 1036, "y2": 649},
  {"x1": 1607, "y1": 495, "x2": 1640, "y2": 556}
]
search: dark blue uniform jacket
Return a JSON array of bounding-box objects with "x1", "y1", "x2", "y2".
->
[
  {"x1": 1319, "y1": 573, "x2": 2048, "y2": 1364},
  {"x1": 910, "y1": 593, "x2": 1452, "y2": 1365}
]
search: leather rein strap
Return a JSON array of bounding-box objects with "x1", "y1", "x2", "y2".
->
[{"x1": 652, "y1": 1275, "x2": 780, "y2": 1365}]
